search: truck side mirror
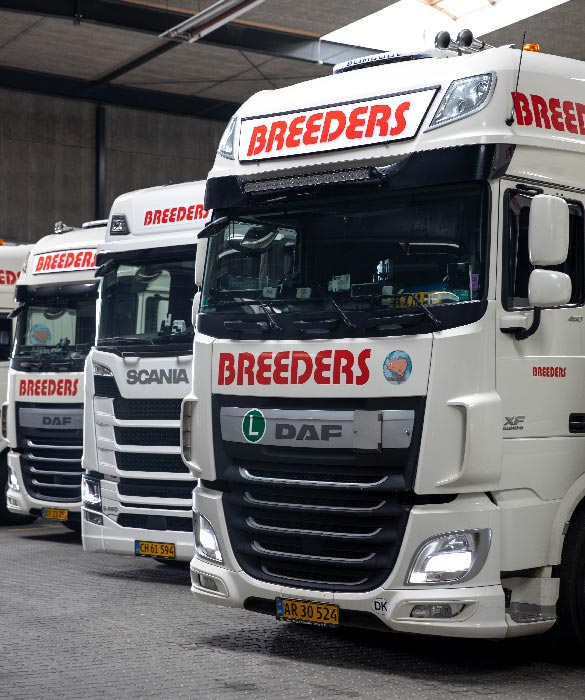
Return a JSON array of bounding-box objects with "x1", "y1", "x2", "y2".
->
[
  {"x1": 528, "y1": 268, "x2": 572, "y2": 308},
  {"x1": 529, "y1": 194, "x2": 569, "y2": 265},
  {"x1": 194, "y1": 239, "x2": 207, "y2": 287},
  {"x1": 0, "y1": 325, "x2": 11, "y2": 362}
]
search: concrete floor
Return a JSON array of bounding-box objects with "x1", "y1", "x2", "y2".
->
[{"x1": 1, "y1": 520, "x2": 584, "y2": 700}]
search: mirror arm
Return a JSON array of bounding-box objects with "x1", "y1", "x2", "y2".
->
[{"x1": 500, "y1": 307, "x2": 541, "y2": 340}]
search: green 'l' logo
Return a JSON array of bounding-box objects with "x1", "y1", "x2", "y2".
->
[{"x1": 242, "y1": 409, "x2": 266, "y2": 443}]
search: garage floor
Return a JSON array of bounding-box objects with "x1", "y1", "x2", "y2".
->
[{"x1": 2, "y1": 520, "x2": 583, "y2": 700}]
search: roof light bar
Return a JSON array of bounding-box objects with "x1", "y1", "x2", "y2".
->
[{"x1": 159, "y1": 0, "x2": 266, "y2": 44}]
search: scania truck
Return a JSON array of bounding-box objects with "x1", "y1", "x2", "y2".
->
[
  {"x1": 81, "y1": 181, "x2": 209, "y2": 562},
  {"x1": 0, "y1": 242, "x2": 33, "y2": 524},
  {"x1": 181, "y1": 33, "x2": 585, "y2": 648},
  {"x1": 5, "y1": 221, "x2": 107, "y2": 530}
]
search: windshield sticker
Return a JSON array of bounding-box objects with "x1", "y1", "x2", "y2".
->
[
  {"x1": 383, "y1": 350, "x2": 412, "y2": 384},
  {"x1": 33, "y1": 249, "x2": 97, "y2": 274},
  {"x1": 29, "y1": 324, "x2": 51, "y2": 346},
  {"x1": 239, "y1": 88, "x2": 437, "y2": 161}
]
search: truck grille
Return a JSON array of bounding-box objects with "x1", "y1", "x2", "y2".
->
[
  {"x1": 114, "y1": 426, "x2": 180, "y2": 447},
  {"x1": 16, "y1": 402, "x2": 83, "y2": 502},
  {"x1": 211, "y1": 395, "x2": 424, "y2": 592},
  {"x1": 117, "y1": 513, "x2": 192, "y2": 532},
  {"x1": 94, "y1": 373, "x2": 195, "y2": 517},
  {"x1": 116, "y1": 453, "x2": 189, "y2": 474}
]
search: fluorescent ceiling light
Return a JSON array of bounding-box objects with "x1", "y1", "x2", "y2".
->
[
  {"x1": 321, "y1": 0, "x2": 570, "y2": 53},
  {"x1": 159, "y1": 0, "x2": 265, "y2": 43}
]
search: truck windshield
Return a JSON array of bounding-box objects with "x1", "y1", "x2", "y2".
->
[
  {"x1": 98, "y1": 255, "x2": 195, "y2": 347},
  {"x1": 14, "y1": 297, "x2": 96, "y2": 361},
  {"x1": 201, "y1": 183, "x2": 488, "y2": 322}
]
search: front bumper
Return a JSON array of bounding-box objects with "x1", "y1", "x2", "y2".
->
[
  {"x1": 189, "y1": 486, "x2": 553, "y2": 639},
  {"x1": 6, "y1": 453, "x2": 81, "y2": 516},
  {"x1": 82, "y1": 508, "x2": 195, "y2": 561}
]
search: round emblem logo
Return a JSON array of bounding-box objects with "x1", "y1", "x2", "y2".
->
[
  {"x1": 382, "y1": 350, "x2": 412, "y2": 384},
  {"x1": 30, "y1": 324, "x2": 51, "y2": 346},
  {"x1": 242, "y1": 409, "x2": 266, "y2": 443}
]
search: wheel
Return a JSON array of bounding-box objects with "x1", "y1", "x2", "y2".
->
[
  {"x1": 0, "y1": 453, "x2": 36, "y2": 526},
  {"x1": 554, "y1": 507, "x2": 585, "y2": 650}
]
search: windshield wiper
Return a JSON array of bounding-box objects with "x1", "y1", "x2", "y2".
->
[
  {"x1": 394, "y1": 293, "x2": 442, "y2": 330},
  {"x1": 100, "y1": 336, "x2": 154, "y2": 346},
  {"x1": 328, "y1": 297, "x2": 356, "y2": 331},
  {"x1": 258, "y1": 302, "x2": 282, "y2": 333}
]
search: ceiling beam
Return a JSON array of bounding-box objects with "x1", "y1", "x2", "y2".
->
[
  {"x1": 0, "y1": 0, "x2": 369, "y2": 65},
  {"x1": 0, "y1": 65, "x2": 238, "y2": 120}
]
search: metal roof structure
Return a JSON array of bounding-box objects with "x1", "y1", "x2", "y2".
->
[{"x1": 0, "y1": 0, "x2": 582, "y2": 122}]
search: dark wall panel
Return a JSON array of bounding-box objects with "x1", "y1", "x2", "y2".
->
[{"x1": 0, "y1": 89, "x2": 226, "y2": 244}]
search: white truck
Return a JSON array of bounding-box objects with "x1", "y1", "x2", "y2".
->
[
  {"x1": 0, "y1": 242, "x2": 33, "y2": 524},
  {"x1": 181, "y1": 34, "x2": 585, "y2": 648},
  {"x1": 6, "y1": 221, "x2": 107, "y2": 530},
  {"x1": 81, "y1": 181, "x2": 209, "y2": 562}
]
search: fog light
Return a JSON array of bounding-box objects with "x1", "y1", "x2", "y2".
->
[
  {"x1": 406, "y1": 529, "x2": 491, "y2": 585},
  {"x1": 410, "y1": 603, "x2": 464, "y2": 619},
  {"x1": 7, "y1": 495, "x2": 19, "y2": 508},
  {"x1": 84, "y1": 509, "x2": 103, "y2": 526},
  {"x1": 199, "y1": 574, "x2": 220, "y2": 592},
  {"x1": 7, "y1": 466, "x2": 20, "y2": 493},
  {"x1": 194, "y1": 513, "x2": 223, "y2": 563},
  {"x1": 82, "y1": 474, "x2": 102, "y2": 512}
]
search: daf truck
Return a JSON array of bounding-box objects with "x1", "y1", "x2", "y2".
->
[
  {"x1": 6, "y1": 221, "x2": 107, "y2": 530},
  {"x1": 0, "y1": 242, "x2": 33, "y2": 524},
  {"x1": 181, "y1": 34, "x2": 585, "y2": 648},
  {"x1": 81, "y1": 181, "x2": 209, "y2": 562}
]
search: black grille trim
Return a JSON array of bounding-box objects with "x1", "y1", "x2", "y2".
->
[
  {"x1": 94, "y1": 376, "x2": 181, "y2": 421},
  {"x1": 117, "y1": 513, "x2": 192, "y2": 532},
  {"x1": 115, "y1": 452, "x2": 189, "y2": 474},
  {"x1": 16, "y1": 401, "x2": 83, "y2": 502},
  {"x1": 211, "y1": 394, "x2": 424, "y2": 593},
  {"x1": 118, "y1": 477, "x2": 193, "y2": 501},
  {"x1": 114, "y1": 427, "x2": 180, "y2": 447}
]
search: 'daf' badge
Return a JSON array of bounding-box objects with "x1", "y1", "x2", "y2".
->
[
  {"x1": 242, "y1": 409, "x2": 266, "y2": 443},
  {"x1": 382, "y1": 350, "x2": 412, "y2": 384}
]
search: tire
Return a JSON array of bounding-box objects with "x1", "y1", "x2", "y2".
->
[
  {"x1": 0, "y1": 453, "x2": 36, "y2": 526},
  {"x1": 554, "y1": 507, "x2": 585, "y2": 651}
]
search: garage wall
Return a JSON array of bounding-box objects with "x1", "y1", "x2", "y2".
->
[{"x1": 0, "y1": 89, "x2": 226, "y2": 244}]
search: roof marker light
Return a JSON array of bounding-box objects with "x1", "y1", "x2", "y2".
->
[
  {"x1": 523, "y1": 43, "x2": 541, "y2": 52},
  {"x1": 110, "y1": 214, "x2": 130, "y2": 235}
]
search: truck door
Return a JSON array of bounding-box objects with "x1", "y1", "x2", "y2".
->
[{"x1": 496, "y1": 182, "x2": 585, "y2": 444}]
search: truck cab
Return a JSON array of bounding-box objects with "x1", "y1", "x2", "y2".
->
[
  {"x1": 181, "y1": 39, "x2": 585, "y2": 647},
  {"x1": 0, "y1": 242, "x2": 33, "y2": 523},
  {"x1": 82, "y1": 181, "x2": 209, "y2": 562},
  {"x1": 6, "y1": 221, "x2": 107, "y2": 530}
]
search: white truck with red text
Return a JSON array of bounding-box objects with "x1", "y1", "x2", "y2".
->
[
  {"x1": 6, "y1": 221, "x2": 107, "y2": 530},
  {"x1": 0, "y1": 242, "x2": 33, "y2": 523},
  {"x1": 81, "y1": 181, "x2": 209, "y2": 562},
  {"x1": 181, "y1": 34, "x2": 585, "y2": 648}
]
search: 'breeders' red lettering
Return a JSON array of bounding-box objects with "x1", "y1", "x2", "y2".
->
[
  {"x1": 513, "y1": 91, "x2": 585, "y2": 135},
  {"x1": 143, "y1": 204, "x2": 210, "y2": 226},
  {"x1": 18, "y1": 378, "x2": 80, "y2": 397},
  {"x1": 217, "y1": 349, "x2": 372, "y2": 386},
  {"x1": 33, "y1": 250, "x2": 96, "y2": 274}
]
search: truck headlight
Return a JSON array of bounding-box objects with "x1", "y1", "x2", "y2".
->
[
  {"x1": 7, "y1": 466, "x2": 19, "y2": 493},
  {"x1": 428, "y1": 73, "x2": 494, "y2": 129},
  {"x1": 217, "y1": 114, "x2": 238, "y2": 160},
  {"x1": 81, "y1": 474, "x2": 102, "y2": 512},
  {"x1": 194, "y1": 513, "x2": 223, "y2": 563},
  {"x1": 92, "y1": 362, "x2": 113, "y2": 377},
  {"x1": 406, "y1": 529, "x2": 491, "y2": 585}
]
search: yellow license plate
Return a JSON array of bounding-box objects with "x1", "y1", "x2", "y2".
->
[
  {"x1": 134, "y1": 540, "x2": 176, "y2": 559},
  {"x1": 42, "y1": 508, "x2": 68, "y2": 521},
  {"x1": 276, "y1": 598, "x2": 339, "y2": 626}
]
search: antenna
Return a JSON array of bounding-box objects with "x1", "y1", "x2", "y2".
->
[{"x1": 506, "y1": 30, "x2": 527, "y2": 126}]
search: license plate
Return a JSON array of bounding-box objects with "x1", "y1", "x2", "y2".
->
[
  {"x1": 42, "y1": 507, "x2": 68, "y2": 521},
  {"x1": 134, "y1": 540, "x2": 176, "y2": 559},
  {"x1": 276, "y1": 598, "x2": 339, "y2": 626}
]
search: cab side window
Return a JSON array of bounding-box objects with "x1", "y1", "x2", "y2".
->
[{"x1": 504, "y1": 191, "x2": 584, "y2": 310}]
